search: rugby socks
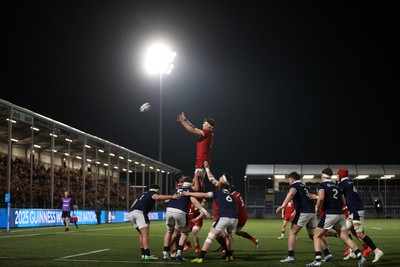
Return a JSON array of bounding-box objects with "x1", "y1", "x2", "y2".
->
[
  {"x1": 362, "y1": 236, "x2": 377, "y2": 250},
  {"x1": 323, "y1": 248, "x2": 331, "y2": 256},
  {"x1": 144, "y1": 248, "x2": 150, "y2": 256},
  {"x1": 315, "y1": 251, "x2": 322, "y2": 262},
  {"x1": 198, "y1": 250, "x2": 207, "y2": 259},
  {"x1": 354, "y1": 249, "x2": 362, "y2": 259},
  {"x1": 163, "y1": 246, "x2": 170, "y2": 257},
  {"x1": 176, "y1": 245, "x2": 184, "y2": 257}
]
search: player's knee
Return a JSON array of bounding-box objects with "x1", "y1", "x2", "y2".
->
[
  {"x1": 205, "y1": 232, "x2": 216, "y2": 244},
  {"x1": 180, "y1": 226, "x2": 190, "y2": 235},
  {"x1": 139, "y1": 224, "x2": 149, "y2": 230},
  {"x1": 353, "y1": 220, "x2": 363, "y2": 232},
  {"x1": 167, "y1": 225, "x2": 175, "y2": 233},
  {"x1": 306, "y1": 227, "x2": 314, "y2": 237}
]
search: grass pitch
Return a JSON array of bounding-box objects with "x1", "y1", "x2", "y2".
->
[{"x1": 1, "y1": 219, "x2": 399, "y2": 266}]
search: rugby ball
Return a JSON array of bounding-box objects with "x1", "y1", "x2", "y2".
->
[{"x1": 140, "y1": 103, "x2": 151, "y2": 112}]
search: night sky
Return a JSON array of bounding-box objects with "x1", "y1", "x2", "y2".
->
[{"x1": 3, "y1": 1, "x2": 399, "y2": 192}]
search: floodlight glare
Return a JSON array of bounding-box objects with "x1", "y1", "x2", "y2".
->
[{"x1": 145, "y1": 43, "x2": 176, "y2": 75}]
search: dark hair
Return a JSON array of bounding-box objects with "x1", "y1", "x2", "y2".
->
[
  {"x1": 204, "y1": 118, "x2": 215, "y2": 127},
  {"x1": 222, "y1": 173, "x2": 232, "y2": 183},
  {"x1": 182, "y1": 176, "x2": 193, "y2": 183},
  {"x1": 150, "y1": 184, "x2": 160, "y2": 190},
  {"x1": 288, "y1": 171, "x2": 301, "y2": 180},
  {"x1": 175, "y1": 172, "x2": 184, "y2": 183},
  {"x1": 322, "y1": 167, "x2": 333, "y2": 176}
]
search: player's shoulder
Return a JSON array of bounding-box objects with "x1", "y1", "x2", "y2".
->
[{"x1": 203, "y1": 128, "x2": 213, "y2": 134}]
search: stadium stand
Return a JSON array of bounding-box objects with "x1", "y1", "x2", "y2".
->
[
  {"x1": 246, "y1": 164, "x2": 400, "y2": 219},
  {"x1": 0, "y1": 99, "x2": 180, "y2": 211}
]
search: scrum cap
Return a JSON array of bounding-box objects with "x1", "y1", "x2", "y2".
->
[{"x1": 337, "y1": 168, "x2": 349, "y2": 181}]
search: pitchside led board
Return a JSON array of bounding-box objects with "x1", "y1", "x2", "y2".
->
[{"x1": 0, "y1": 208, "x2": 165, "y2": 228}]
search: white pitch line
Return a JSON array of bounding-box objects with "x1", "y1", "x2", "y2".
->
[
  {"x1": 0, "y1": 232, "x2": 57, "y2": 239},
  {"x1": 371, "y1": 227, "x2": 382, "y2": 230},
  {"x1": 56, "y1": 259, "x2": 181, "y2": 264},
  {"x1": 57, "y1": 248, "x2": 110, "y2": 259}
]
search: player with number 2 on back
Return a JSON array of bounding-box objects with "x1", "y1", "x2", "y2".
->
[{"x1": 307, "y1": 168, "x2": 366, "y2": 267}]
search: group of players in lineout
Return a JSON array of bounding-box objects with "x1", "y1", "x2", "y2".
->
[{"x1": 127, "y1": 112, "x2": 384, "y2": 266}]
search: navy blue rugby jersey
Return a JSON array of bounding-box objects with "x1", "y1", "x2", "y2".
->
[
  {"x1": 168, "y1": 184, "x2": 194, "y2": 212},
  {"x1": 211, "y1": 188, "x2": 238, "y2": 218},
  {"x1": 131, "y1": 190, "x2": 158, "y2": 214},
  {"x1": 338, "y1": 178, "x2": 364, "y2": 213},
  {"x1": 290, "y1": 181, "x2": 315, "y2": 213},
  {"x1": 317, "y1": 180, "x2": 343, "y2": 215}
]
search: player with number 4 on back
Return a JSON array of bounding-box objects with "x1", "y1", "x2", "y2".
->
[{"x1": 337, "y1": 168, "x2": 384, "y2": 263}]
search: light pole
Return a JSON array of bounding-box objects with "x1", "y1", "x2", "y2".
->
[{"x1": 144, "y1": 43, "x2": 176, "y2": 162}]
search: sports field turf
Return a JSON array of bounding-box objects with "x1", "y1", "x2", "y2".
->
[{"x1": 1, "y1": 219, "x2": 399, "y2": 266}]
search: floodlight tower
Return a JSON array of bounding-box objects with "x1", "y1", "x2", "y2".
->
[{"x1": 144, "y1": 43, "x2": 176, "y2": 162}]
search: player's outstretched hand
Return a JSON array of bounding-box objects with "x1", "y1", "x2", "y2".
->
[
  {"x1": 276, "y1": 206, "x2": 283, "y2": 214},
  {"x1": 177, "y1": 112, "x2": 186, "y2": 122}
]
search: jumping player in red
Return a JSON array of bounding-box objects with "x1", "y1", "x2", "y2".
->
[{"x1": 177, "y1": 112, "x2": 214, "y2": 192}]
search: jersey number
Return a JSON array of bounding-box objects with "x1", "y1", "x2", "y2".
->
[{"x1": 332, "y1": 189, "x2": 339, "y2": 199}]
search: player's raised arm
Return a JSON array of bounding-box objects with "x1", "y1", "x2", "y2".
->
[
  {"x1": 177, "y1": 112, "x2": 203, "y2": 136},
  {"x1": 204, "y1": 161, "x2": 219, "y2": 187}
]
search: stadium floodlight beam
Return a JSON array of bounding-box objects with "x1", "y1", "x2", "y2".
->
[{"x1": 144, "y1": 42, "x2": 176, "y2": 162}]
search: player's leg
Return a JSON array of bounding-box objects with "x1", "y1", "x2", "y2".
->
[
  {"x1": 280, "y1": 223, "x2": 302, "y2": 263},
  {"x1": 192, "y1": 169, "x2": 205, "y2": 192},
  {"x1": 353, "y1": 212, "x2": 383, "y2": 262},
  {"x1": 192, "y1": 225, "x2": 201, "y2": 253},
  {"x1": 235, "y1": 227, "x2": 258, "y2": 248},
  {"x1": 163, "y1": 212, "x2": 175, "y2": 260},
  {"x1": 214, "y1": 233, "x2": 227, "y2": 252},
  {"x1": 279, "y1": 219, "x2": 288, "y2": 239}
]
